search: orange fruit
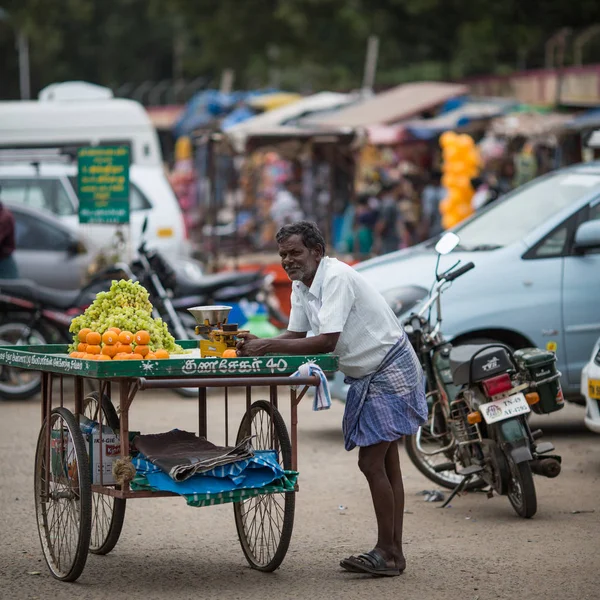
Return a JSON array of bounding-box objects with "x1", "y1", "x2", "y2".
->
[
  {"x1": 135, "y1": 344, "x2": 150, "y2": 357},
  {"x1": 97, "y1": 354, "x2": 111, "y2": 361},
  {"x1": 74, "y1": 352, "x2": 86, "y2": 358},
  {"x1": 129, "y1": 353, "x2": 143, "y2": 360},
  {"x1": 222, "y1": 349, "x2": 237, "y2": 358},
  {"x1": 78, "y1": 328, "x2": 91, "y2": 342},
  {"x1": 77, "y1": 342, "x2": 88, "y2": 353},
  {"x1": 154, "y1": 349, "x2": 170, "y2": 359},
  {"x1": 86, "y1": 345, "x2": 101, "y2": 355},
  {"x1": 102, "y1": 345, "x2": 119, "y2": 358},
  {"x1": 118, "y1": 331, "x2": 133, "y2": 344},
  {"x1": 145, "y1": 352, "x2": 157, "y2": 359},
  {"x1": 83, "y1": 353, "x2": 97, "y2": 360},
  {"x1": 114, "y1": 341, "x2": 122, "y2": 349},
  {"x1": 119, "y1": 344, "x2": 133, "y2": 354},
  {"x1": 102, "y1": 331, "x2": 118, "y2": 345},
  {"x1": 108, "y1": 327, "x2": 121, "y2": 334},
  {"x1": 113, "y1": 352, "x2": 130, "y2": 360},
  {"x1": 134, "y1": 330, "x2": 150, "y2": 345},
  {"x1": 69, "y1": 351, "x2": 79, "y2": 358},
  {"x1": 86, "y1": 331, "x2": 101, "y2": 345}
]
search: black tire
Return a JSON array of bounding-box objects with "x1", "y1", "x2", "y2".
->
[
  {"x1": 0, "y1": 322, "x2": 47, "y2": 400},
  {"x1": 405, "y1": 427, "x2": 484, "y2": 491},
  {"x1": 233, "y1": 400, "x2": 295, "y2": 572},
  {"x1": 506, "y1": 455, "x2": 537, "y2": 518},
  {"x1": 82, "y1": 392, "x2": 127, "y2": 555},
  {"x1": 34, "y1": 407, "x2": 92, "y2": 581}
]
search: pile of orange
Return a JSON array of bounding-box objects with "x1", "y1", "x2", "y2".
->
[{"x1": 69, "y1": 328, "x2": 170, "y2": 361}]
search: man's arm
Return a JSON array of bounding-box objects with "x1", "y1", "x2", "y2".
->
[{"x1": 236, "y1": 330, "x2": 339, "y2": 357}]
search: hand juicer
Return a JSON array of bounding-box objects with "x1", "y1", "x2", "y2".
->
[{"x1": 187, "y1": 305, "x2": 248, "y2": 357}]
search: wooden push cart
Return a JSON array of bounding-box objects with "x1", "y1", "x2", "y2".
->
[{"x1": 0, "y1": 341, "x2": 337, "y2": 582}]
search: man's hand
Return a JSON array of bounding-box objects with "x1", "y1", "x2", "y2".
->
[
  {"x1": 236, "y1": 334, "x2": 271, "y2": 357},
  {"x1": 236, "y1": 331, "x2": 259, "y2": 355}
]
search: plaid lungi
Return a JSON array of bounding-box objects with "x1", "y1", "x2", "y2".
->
[{"x1": 342, "y1": 336, "x2": 428, "y2": 451}]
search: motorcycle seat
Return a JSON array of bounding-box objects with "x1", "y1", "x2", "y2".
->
[
  {"x1": 450, "y1": 344, "x2": 513, "y2": 386},
  {"x1": 176, "y1": 270, "x2": 264, "y2": 297},
  {"x1": 0, "y1": 278, "x2": 82, "y2": 310}
]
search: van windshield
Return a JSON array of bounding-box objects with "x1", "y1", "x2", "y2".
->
[{"x1": 454, "y1": 171, "x2": 600, "y2": 250}]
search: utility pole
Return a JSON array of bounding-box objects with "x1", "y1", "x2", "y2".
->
[
  {"x1": 361, "y1": 35, "x2": 379, "y2": 96},
  {"x1": 0, "y1": 8, "x2": 31, "y2": 99}
]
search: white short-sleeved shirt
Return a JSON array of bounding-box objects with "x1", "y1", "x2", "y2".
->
[{"x1": 288, "y1": 257, "x2": 405, "y2": 378}]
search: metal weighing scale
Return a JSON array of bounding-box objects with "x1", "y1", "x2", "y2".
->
[{"x1": 187, "y1": 305, "x2": 248, "y2": 357}]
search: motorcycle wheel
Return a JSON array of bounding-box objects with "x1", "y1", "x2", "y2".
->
[
  {"x1": 0, "y1": 322, "x2": 48, "y2": 400},
  {"x1": 405, "y1": 425, "x2": 485, "y2": 491},
  {"x1": 505, "y1": 455, "x2": 537, "y2": 518}
]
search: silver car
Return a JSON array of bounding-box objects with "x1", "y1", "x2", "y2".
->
[
  {"x1": 331, "y1": 163, "x2": 600, "y2": 403},
  {"x1": 7, "y1": 202, "x2": 98, "y2": 290}
]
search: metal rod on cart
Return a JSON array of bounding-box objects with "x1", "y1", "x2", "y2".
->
[
  {"x1": 224, "y1": 387, "x2": 229, "y2": 446},
  {"x1": 43, "y1": 372, "x2": 50, "y2": 500},
  {"x1": 291, "y1": 387, "x2": 298, "y2": 472},
  {"x1": 138, "y1": 376, "x2": 320, "y2": 389},
  {"x1": 120, "y1": 381, "x2": 130, "y2": 491},
  {"x1": 198, "y1": 387, "x2": 207, "y2": 438},
  {"x1": 74, "y1": 377, "x2": 84, "y2": 416}
]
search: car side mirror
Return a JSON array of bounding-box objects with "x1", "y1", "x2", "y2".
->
[
  {"x1": 67, "y1": 238, "x2": 86, "y2": 256},
  {"x1": 573, "y1": 220, "x2": 600, "y2": 254}
]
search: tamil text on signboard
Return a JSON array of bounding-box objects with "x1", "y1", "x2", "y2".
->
[{"x1": 78, "y1": 146, "x2": 130, "y2": 224}]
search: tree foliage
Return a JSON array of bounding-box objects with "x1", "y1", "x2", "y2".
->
[{"x1": 1, "y1": 0, "x2": 600, "y2": 100}]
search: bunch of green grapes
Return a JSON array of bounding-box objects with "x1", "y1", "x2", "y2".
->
[{"x1": 68, "y1": 279, "x2": 182, "y2": 353}]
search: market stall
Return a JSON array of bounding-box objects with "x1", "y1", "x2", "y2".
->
[{"x1": 0, "y1": 338, "x2": 337, "y2": 582}]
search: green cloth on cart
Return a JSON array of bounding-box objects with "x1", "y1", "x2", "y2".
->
[{"x1": 131, "y1": 471, "x2": 298, "y2": 508}]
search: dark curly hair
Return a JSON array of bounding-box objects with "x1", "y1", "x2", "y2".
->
[{"x1": 276, "y1": 221, "x2": 326, "y2": 256}]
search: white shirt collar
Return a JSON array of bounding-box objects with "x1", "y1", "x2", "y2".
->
[{"x1": 294, "y1": 257, "x2": 328, "y2": 299}]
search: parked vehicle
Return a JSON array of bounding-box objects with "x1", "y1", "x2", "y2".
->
[
  {"x1": 0, "y1": 275, "x2": 109, "y2": 400},
  {"x1": 403, "y1": 232, "x2": 563, "y2": 519},
  {"x1": 9, "y1": 202, "x2": 99, "y2": 290},
  {"x1": 331, "y1": 163, "x2": 600, "y2": 403},
  {"x1": 0, "y1": 81, "x2": 188, "y2": 258},
  {"x1": 581, "y1": 336, "x2": 600, "y2": 433}
]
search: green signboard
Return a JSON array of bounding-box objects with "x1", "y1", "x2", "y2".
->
[{"x1": 77, "y1": 146, "x2": 130, "y2": 224}]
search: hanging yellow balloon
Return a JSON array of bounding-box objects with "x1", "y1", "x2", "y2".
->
[{"x1": 439, "y1": 131, "x2": 458, "y2": 148}]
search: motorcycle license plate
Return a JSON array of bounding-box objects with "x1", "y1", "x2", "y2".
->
[
  {"x1": 480, "y1": 392, "x2": 530, "y2": 424},
  {"x1": 589, "y1": 379, "x2": 600, "y2": 400}
]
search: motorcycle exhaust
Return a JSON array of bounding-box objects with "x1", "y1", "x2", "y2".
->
[{"x1": 530, "y1": 458, "x2": 561, "y2": 478}]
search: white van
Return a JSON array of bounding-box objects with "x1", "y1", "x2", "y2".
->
[{"x1": 0, "y1": 82, "x2": 188, "y2": 258}]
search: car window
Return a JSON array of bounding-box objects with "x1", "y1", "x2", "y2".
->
[
  {"x1": 454, "y1": 171, "x2": 600, "y2": 249},
  {"x1": 14, "y1": 211, "x2": 72, "y2": 251},
  {"x1": 0, "y1": 178, "x2": 75, "y2": 216},
  {"x1": 532, "y1": 225, "x2": 569, "y2": 258},
  {"x1": 68, "y1": 177, "x2": 151, "y2": 212}
]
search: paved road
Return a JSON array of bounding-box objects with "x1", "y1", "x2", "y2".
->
[{"x1": 0, "y1": 389, "x2": 598, "y2": 600}]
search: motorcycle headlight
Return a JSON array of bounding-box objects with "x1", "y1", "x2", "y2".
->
[{"x1": 380, "y1": 285, "x2": 429, "y2": 318}]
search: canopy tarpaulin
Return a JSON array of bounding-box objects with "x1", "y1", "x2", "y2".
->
[
  {"x1": 401, "y1": 98, "x2": 518, "y2": 139},
  {"x1": 490, "y1": 111, "x2": 573, "y2": 140},
  {"x1": 225, "y1": 92, "x2": 357, "y2": 152},
  {"x1": 303, "y1": 81, "x2": 468, "y2": 128}
]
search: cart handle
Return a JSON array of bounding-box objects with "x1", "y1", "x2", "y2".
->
[{"x1": 137, "y1": 375, "x2": 321, "y2": 390}]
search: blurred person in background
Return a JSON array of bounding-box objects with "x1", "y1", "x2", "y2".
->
[
  {"x1": 420, "y1": 170, "x2": 444, "y2": 240},
  {"x1": 396, "y1": 177, "x2": 420, "y2": 247},
  {"x1": 513, "y1": 142, "x2": 538, "y2": 189},
  {"x1": 271, "y1": 179, "x2": 304, "y2": 228},
  {"x1": 345, "y1": 193, "x2": 379, "y2": 258},
  {"x1": 0, "y1": 192, "x2": 18, "y2": 279},
  {"x1": 373, "y1": 181, "x2": 405, "y2": 254}
]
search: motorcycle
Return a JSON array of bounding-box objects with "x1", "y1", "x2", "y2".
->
[
  {"x1": 0, "y1": 276, "x2": 106, "y2": 400},
  {"x1": 403, "y1": 232, "x2": 563, "y2": 518}
]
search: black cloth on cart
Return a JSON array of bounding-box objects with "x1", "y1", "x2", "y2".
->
[{"x1": 133, "y1": 430, "x2": 254, "y2": 482}]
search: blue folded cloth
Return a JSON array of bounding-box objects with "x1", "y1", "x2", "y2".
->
[
  {"x1": 290, "y1": 362, "x2": 331, "y2": 411},
  {"x1": 132, "y1": 450, "x2": 286, "y2": 495}
]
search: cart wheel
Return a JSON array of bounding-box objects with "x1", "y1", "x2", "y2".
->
[
  {"x1": 83, "y1": 391, "x2": 127, "y2": 555},
  {"x1": 34, "y1": 407, "x2": 92, "y2": 581},
  {"x1": 233, "y1": 400, "x2": 295, "y2": 572}
]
